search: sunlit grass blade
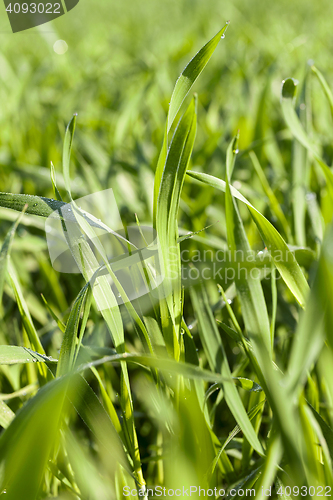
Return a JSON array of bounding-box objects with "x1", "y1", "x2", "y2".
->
[
  {"x1": 186, "y1": 170, "x2": 309, "y2": 307},
  {"x1": 0, "y1": 401, "x2": 15, "y2": 429},
  {"x1": 0, "y1": 375, "x2": 77, "y2": 500},
  {"x1": 0, "y1": 345, "x2": 57, "y2": 365},
  {"x1": 311, "y1": 65, "x2": 333, "y2": 121},
  {"x1": 286, "y1": 222, "x2": 333, "y2": 392},
  {"x1": 154, "y1": 22, "x2": 229, "y2": 223},
  {"x1": 224, "y1": 135, "x2": 272, "y2": 359},
  {"x1": 56, "y1": 283, "x2": 91, "y2": 376},
  {"x1": 62, "y1": 114, "x2": 77, "y2": 200},
  {"x1": 190, "y1": 285, "x2": 264, "y2": 455},
  {"x1": 0, "y1": 206, "x2": 26, "y2": 316},
  {"x1": 249, "y1": 150, "x2": 291, "y2": 242},
  {"x1": 156, "y1": 96, "x2": 197, "y2": 355},
  {"x1": 281, "y1": 77, "x2": 333, "y2": 204},
  {"x1": 167, "y1": 23, "x2": 229, "y2": 132}
]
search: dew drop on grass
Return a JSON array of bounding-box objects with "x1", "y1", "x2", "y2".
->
[
  {"x1": 306, "y1": 192, "x2": 316, "y2": 201},
  {"x1": 221, "y1": 34, "x2": 225, "y2": 39},
  {"x1": 33, "y1": 203, "x2": 38, "y2": 207},
  {"x1": 234, "y1": 148, "x2": 239, "y2": 154}
]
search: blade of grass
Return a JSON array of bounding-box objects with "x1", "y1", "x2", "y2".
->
[{"x1": 186, "y1": 170, "x2": 309, "y2": 307}]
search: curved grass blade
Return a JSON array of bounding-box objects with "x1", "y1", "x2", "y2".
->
[
  {"x1": 156, "y1": 96, "x2": 197, "y2": 354},
  {"x1": 224, "y1": 135, "x2": 272, "y2": 358},
  {"x1": 56, "y1": 283, "x2": 91, "y2": 376},
  {"x1": 249, "y1": 150, "x2": 291, "y2": 242},
  {"x1": 281, "y1": 78, "x2": 333, "y2": 204},
  {"x1": 190, "y1": 285, "x2": 264, "y2": 456},
  {"x1": 234, "y1": 377, "x2": 262, "y2": 392},
  {"x1": 167, "y1": 23, "x2": 229, "y2": 132},
  {"x1": 309, "y1": 402, "x2": 333, "y2": 462},
  {"x1": 0, "y1": 206, "x2": 26, "y2": 316},
  {"x1": 154, "y1": 22, "x2": 229, "y2": 223},
  {"x1": 63, "y1": 114, "x2": 77, "y2": 200},
  {"x1": 311, "y1": 65, "x2": 333, "y2": 121},
  {"x1": 186, "y1": 170, "x2": 309, "y2": 307},
  {"x1": 0, "y1": 346, "x2": 57, "y2": 365},
  {"x1": 7, "y1": 260, "x2": 44, "y2": 356},
  {"x1": 0, "y1": 375, "x2": 78, "y2": 500},
  {"x1": 208, "y1": 400, "x2": 265, "y2": 479},
  {"x1": 0, "y1": 401, "x2": 15, "y2": 429}
]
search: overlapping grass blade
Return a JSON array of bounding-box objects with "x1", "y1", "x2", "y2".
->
[
  {"x1": 153, "y1": 22, "x2": 229, "y2": 222},
  {"x1": 0, "y1": 375, "x2": 77, "y2": 500},
  {"x1": 190, "y1": 285, "x2": 264, "y2": 455},
  {"x1": 186, "y1": 170, "x2": 309, "y2": 307},
  {"x1": 0, "y1": 345, "x2": 57, "y2": 365},
  {"x1": 0, "y1": 207, "x2": 26, "y2": 315},
  {"x1": 0, "y1": 401, "x2": 15, "y2": 429},
  {"x1": 281, "y1": 78, "x2": 333, "y2": 204},
  {"x1": 156, "y1": 96, "x2": 197, "y2": 354}
]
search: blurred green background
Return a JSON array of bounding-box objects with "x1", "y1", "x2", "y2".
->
[{"x1": 1, "y1": 0, "x2": 333, "y2": 203}]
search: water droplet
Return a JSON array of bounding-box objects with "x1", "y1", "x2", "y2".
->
[
  {"x1": 188, "y1": 324, "x2": 193, "y2": 330},
  {"x1": 68, "y1": 208, "x2": 71, "y2": 212},
  {"x1": 32, "y1": 358, "x2": 37, "y2": 363},
  {"x1": 180, "y1": 329, "x2": 184, "y2": 335},
  {"x1": 26, "y1": 358, "x2": 30, "y2": 362},
  {"x1": 300, "y1": 103, "x2": 306, "y2": 110},
  {"x1": 227, "y1": 299, "x2": 232, "y2": 304},
  {"x1": 33, "y1": 203, "x2": 38, "y2": 207},
  {"x1": 234, "y1": 149, "x2": 239, "y2": 154},
  {"x1": 226, "y1": 20, "x2": 230, "y2": 24},
  {"x1": 306, "y1": 192, "x2": 316, "y2": 202},
  {"x1": 221, "y1": 34, "x2": 225, "y2": 39}
]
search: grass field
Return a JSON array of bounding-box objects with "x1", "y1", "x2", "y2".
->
[{"x1": 1, "y1": 0, "x2": 333, "y2": 498}]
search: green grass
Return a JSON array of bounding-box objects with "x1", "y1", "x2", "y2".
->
[{"x1": 1, "y1": 1, "x2": 333, "y2": 498}]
